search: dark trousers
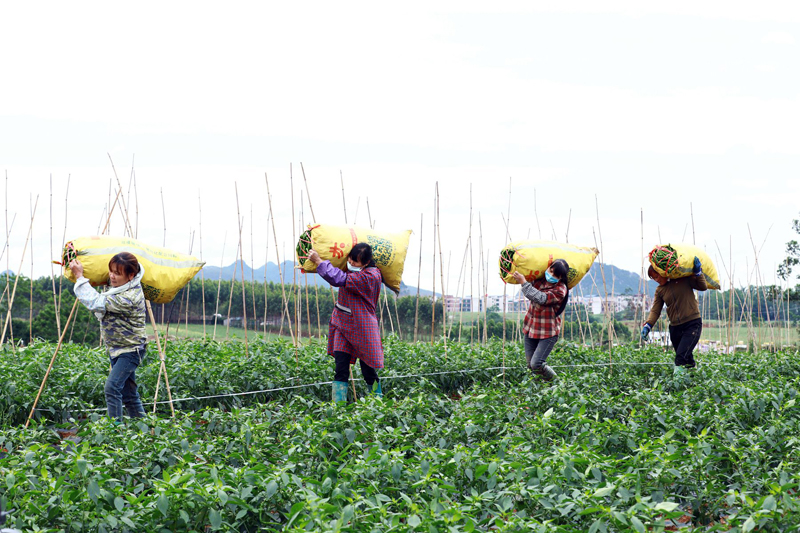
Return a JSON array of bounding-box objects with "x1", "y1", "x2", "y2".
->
[
  {"x1": 106, "y1": 347, "x2": 146, "y2": 420},
  {"x1": 333, "y1": 351, "x2": 379, "y2": 387},
  {"x1": 669, "y1": 318, "x2": 702, "y2": 368}
]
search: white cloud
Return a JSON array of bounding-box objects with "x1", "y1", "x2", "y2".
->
[{"x1": 763, "y1": 31, "x2": 796, "y2": 45}]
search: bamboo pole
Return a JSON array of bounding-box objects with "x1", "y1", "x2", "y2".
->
[
  {"x1": 290, "y1": 166, "x2": 301, "y2": 347},
  {"x1": 225, "y1": 237, "x2": 240, "y2": 341},
  {"x1": 234, "y1": 183, "x2": 249, "y2": 355},
  {"x1": 265, "y1": 173, "x2": 297, "y2": 347},
  {"x1": 56, "y1": 175, "x2": 71, "y2": 332},
  {"x1": 431, "y1": 191, "x2": 436, "y2": 344},
  {"x1": 594, "y1": 196, "x2": 612, "y2": 367},
  {"x1": 414, "y1": 214, "x2": 423, "y2": 342},
  {"x1": 729, "y1": 237, "x2": 734, "y2": 351},
  {"x1": 300, "y1": 196, "x2": 312, "y2": 337},
  {"x1": 29, "y1": 196, "x2": 33, "y2": 345},
  {"x1": 160, "y1": 187, "x2": 167, "y2": 329},
  {"x1": 183, "y1": 231, "x2": 195, "y2": 338},
  {"x1": 250, "y1": 205, "x2": 258, "y2": 338},
  {"x1": 340, "y1": 171, "x2": 348, "y2": 224},
  {"x1": 25, "y1": 299, "x2": 79, "y2": 428},
  {"x1": 47, "y1": 175, "x2": 61, "y2": 340},
  {"x1": 212, "y1": 232, "x2": 227, "y2": 341},
  {"x1": 469, "y1": 185, "x2": 474, "y2": 345},
  {"x1": 199, "y1": 192, "x2": 207, "y2": 338},
  {"x1": 638, "y1": 208, "x2": 645, "y2": 346},
  {"x1": 263, "y1": 205, "x2": 271, "y2": 336},
  {"x1": 0, "y1": 196, "x2": 38, "y2": 345},
  {"x1": 148, "y1": 300, "x2": 175, "y2": 416},
  {"x1": 479, "y1": 214, "x2": 488, "y2": 343},
  {"x1": 435, "y1": 184, "x2": 448, "y2": 358},
  {"x1": 501, "y1": 179, "x2": 513, "y2": 380}
]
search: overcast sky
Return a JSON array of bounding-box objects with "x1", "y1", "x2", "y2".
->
[{"x1": 1, "y1": 1, "x2": 799, "y2": 296}]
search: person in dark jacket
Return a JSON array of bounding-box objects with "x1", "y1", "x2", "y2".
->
[
  {"x1": 641, "y1": 256, "x2": 708, "y2": 375},
  {"x1": 512, "y1": 259, "x2": 570, "y2": 381},
  {"x1": 306, "y1": 243, "x2": 384, "y2": 402}
]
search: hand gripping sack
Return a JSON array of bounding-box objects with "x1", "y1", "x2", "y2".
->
[
  {"x1": 648, "y1": 243, "x2": 721, "y2": 290},
  {"x1": 296, "y1": 224, "x2": 412, "y2": 294},
  {"x1": 62, "y1": 236, "x2": 205, "y2": 303},
  {"x1": 499, "y1": 240, "x2": 599, "y2": 289}
]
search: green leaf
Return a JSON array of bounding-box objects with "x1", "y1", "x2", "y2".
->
[
  {"x1": 345, "y1": 428, "x2": 356, "y2": 443},
  {"x1": 209, "y1": 509, "x2": 222, "y2": 530},
  {"x1": 543, "y1": 408, "x2": 554, "y2": 418},
  {"x1": 266, "y1": 480, "x2": 279, "y2": 500},
  {"x1": 106, "y1": 515, "x2": 118, "y2": 528},
  {"x1": 88, "y1": 479, "x2": 100, "y2": 503},
  {"x1": 157, "y1": 494, "x2": 170, "y2": 517},
  {"x1": 5, "y1": 473, "x2": 15, "y2": 489},
  {"x1": 114, "y1": 496, "x2": 125, "y2": 512},
  {"x1": 655, "y1": 502, "x2": 679, "y2": 512},
  {"x1": 77, "y1": 459, "x2": 88, "y2": 476},
  {"x1": 593, "y1": 486, "x2": 614, "y2": 498},
  {"x1": 762, "y1": 495, "x2": 777, "y2": 511},
  {"x1": 408, "y1": 515, "x2": 421, "y2": 527},
  {"x1": 589, "y1": 519, "x2": 604, "y2": 533},
  {"x1": 742, "y1": 517, "x2": 756, "y2": 532},
  {"x1": 630, "y1": 516, "x2": 645, "y2": 533}
]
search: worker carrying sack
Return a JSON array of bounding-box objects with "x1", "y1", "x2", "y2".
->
[
  {"x1": 499, "y1": 240, "x2": 599, "y2": 289},
  {"x1": 296, "y1": 224, "x2": 412, "y2": 294},
  {"x1": 648, "y1": 243, "x2": 721, "y2": 290},
  {"x1": 61, "y1": 236, "x2": 205, "y2": 303}
]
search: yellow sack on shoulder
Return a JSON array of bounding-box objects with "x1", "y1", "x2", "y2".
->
[
  {"x1": 648, "y1": 243, "x2": 721, "y2": 290},
  {"x1": 62, "y1": 236, "x2": 205, "y2": 303},
  {"x1": 296, "y1": 224, "x2": 412, "y2": 294},
  {"x1": 499, "y1": 240, "x2": 599, "y2": 289}
]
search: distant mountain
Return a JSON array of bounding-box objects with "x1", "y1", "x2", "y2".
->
[
  {"x1": 202, "y1": 261, "x2": 656, "y2": 298},
  {"x1": 202, "y1": 260, "x2": 330, "y2": 288},
  {"x1": 202, "y1": 261, "x2": 432, "y2": 296},
  {"x1": 574, "y1": 263, "x2": 658, "y2": 296}
]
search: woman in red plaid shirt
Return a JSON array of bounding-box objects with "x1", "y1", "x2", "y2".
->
[
  {"x1": 512, "y1": 259, "x2": 570, "y2": 381},
  {"x1": 307, "y1": 244, "x2": 384, "y2": 402}
]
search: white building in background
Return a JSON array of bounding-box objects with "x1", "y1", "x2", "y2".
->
[
  {"x1": 459, "y1": 296, "x2": 486, "y2": 313},
  {"x1": 439, "y1": 292, "x2": 651, "y2": 315},
  {"x1": 570, "y1": 294, "x2": 651, "y2": 314}
]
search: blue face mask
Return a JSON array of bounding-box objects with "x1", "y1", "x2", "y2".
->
[
  {"x1": 545, "y1": 271, "x2": 559, "y2": 284},
  {"x1": 347, "y1": 263, "x2": 362, "y2": 272}
]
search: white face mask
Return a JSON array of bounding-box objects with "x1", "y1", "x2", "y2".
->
[{"x1": 347, "y1": 263, "x2": 362, "y2": 272}]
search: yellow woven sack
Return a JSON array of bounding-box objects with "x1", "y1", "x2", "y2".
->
[
  {"x1": 296, "y1": 224, "x2": 412, "y2": 294},
  {"x1": 61, "y1": 236, "x2": 205, "y2": 303},
  {"x1": 499, "y1": 240, "x2": 599, "y2": 289},
  {"x1": 648, "y1": 243, "x2": 721, "y2": 290}
]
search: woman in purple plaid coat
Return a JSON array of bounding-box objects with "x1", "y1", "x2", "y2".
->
[
  {"x1": 307, "y1": 243, "x2": 384, "y2": 402},
  {"x1": 512, "y1": 259, "x2": 570, "y2": 382}
]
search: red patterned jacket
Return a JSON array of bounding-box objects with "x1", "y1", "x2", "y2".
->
[
  {"x1": 317, "y1": 261, "x2": 384, "y2": 369},
  {"x1": 521, "y1": 279, "x2": 568, "y2": 339}
]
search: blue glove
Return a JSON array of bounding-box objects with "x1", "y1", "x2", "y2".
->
[
  {"x1": 641, "y1": 323, "x2": 651, "y2": 341},
  {"x1": 692, "y1": 256, "x2": 702, "y2": 275}
]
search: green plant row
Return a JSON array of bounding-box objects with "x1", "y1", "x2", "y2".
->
[{"x1": 2, "y1": 348, "x2": 800, "y2": 531}]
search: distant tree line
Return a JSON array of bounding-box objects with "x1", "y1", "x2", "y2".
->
[{"x1": 1, "y1": 275, "x2": 798, "y2": 347}]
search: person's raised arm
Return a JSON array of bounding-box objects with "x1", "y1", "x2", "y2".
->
[
  {"x1": 305, "y1": 250, "x2": 347, "y2": 288},
  {"x1": 70, "y1": 259, "x2": 106, "y2": 313}
]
